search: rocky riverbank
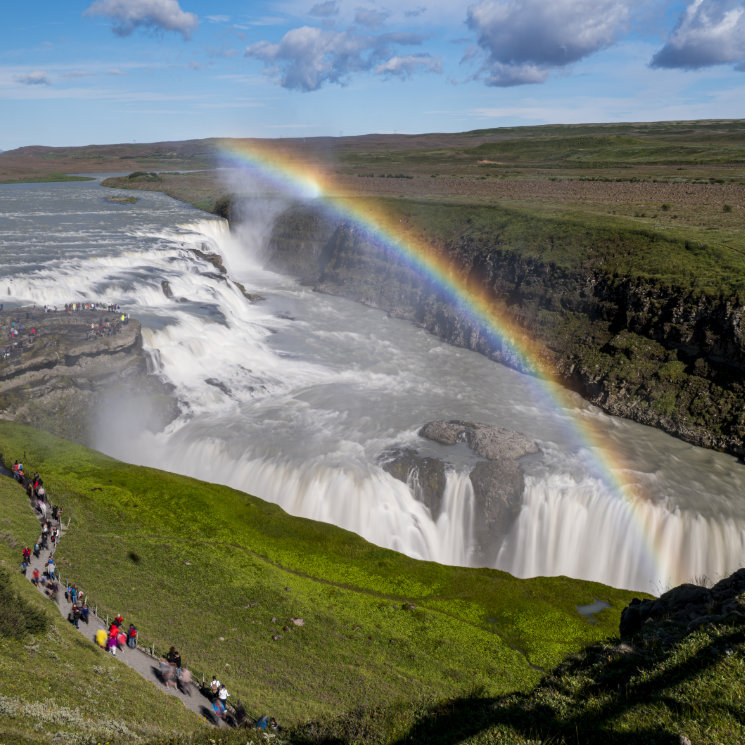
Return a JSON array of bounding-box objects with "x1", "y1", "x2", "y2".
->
[
  {"x1": 261, "y1": 201, "x2": 745, "y2": 459},
  {"x1": 0, "y1": 307, "x2": 176, "y2": 444}
]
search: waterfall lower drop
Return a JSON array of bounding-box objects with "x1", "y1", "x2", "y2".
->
[
  {"x1": 496, "y1": 472, "x2": 745, "y2": 594},
  {"x1": 135, "y1": 430, "x2": 478, "y2": 568}
]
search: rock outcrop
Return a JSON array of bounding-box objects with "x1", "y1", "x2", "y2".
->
[
  {"x1": 382, "y1": 421, "x2": 538, "y2": 565},
  {"x1": 0, "y1": 308, "x2": 176, "y2": 444},
  {"x1": 620, "y1": 569, "x2": 745, "y2": 645}
]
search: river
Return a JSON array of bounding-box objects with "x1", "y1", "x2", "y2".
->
[{"x1": 2, "y1": 177, "x2": 744, "y2": 594}]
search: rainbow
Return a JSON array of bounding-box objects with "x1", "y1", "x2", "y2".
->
[{"x1": 216, "y1": 137, "x2": 660, "y2": 583}]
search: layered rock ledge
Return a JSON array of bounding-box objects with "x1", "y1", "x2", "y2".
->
[{"x1": 0, "y1": 308, "x2": 175, "y2": 444}]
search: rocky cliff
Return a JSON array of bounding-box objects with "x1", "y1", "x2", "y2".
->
[
  {"x1": 263, "y1": 202, "x2": 745, "y2": 458},
  {"x1": 0, "y1": 308, "x2": 175, "y2": 444}
]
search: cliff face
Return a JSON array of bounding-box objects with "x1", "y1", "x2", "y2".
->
[
  {"x1": 264, "y1": 203, "x2": 745, "y2": 457},
  {"x1": 0, "y1": 309, "x2": 175, "y2": 444}
]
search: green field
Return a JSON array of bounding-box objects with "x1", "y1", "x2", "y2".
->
[{"x1": 0, "y1": 420, "x2": 640, "y2": 742}]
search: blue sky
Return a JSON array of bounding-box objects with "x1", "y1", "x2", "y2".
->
[{"x1": 2, "y1": 0, "x2": 745, "y2": 150}]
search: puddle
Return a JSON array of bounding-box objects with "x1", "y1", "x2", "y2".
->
[{"x1": 576, "y1": 599, "x2": 610, "y2": 624}]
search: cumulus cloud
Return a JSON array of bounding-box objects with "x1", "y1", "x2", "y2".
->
[
  {"x1": 245, "y1": 26, "x2": 427, "y2": 90},
  {"x1": 309, "y1": 1, "x2": 339, "y2": 17},
  {"x1": 466, "y1": 0, "x2": 630, "y2": 86},
  {"x1": 376, "y1": 53, "x2": 441, "y2": 77},
  {"x1": 651, "y1": 0, "x2": 745, "y2": 68},
  {"x1": 355, "y1": 8, "x2": 390, "y2": 29},
  {"x1": 16, "y1": 71, "x2": 51, "y2": 85},
  {"x1": 84, "y1": 0, "x2": 198, "y2": 40}
]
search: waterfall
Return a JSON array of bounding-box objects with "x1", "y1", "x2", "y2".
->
[
  {"x1": 496, "y1": 473, "x2": 745, "y2": 594},
  {"x1": 6, "y1": 176, "x2": 745, "y2": 595}
]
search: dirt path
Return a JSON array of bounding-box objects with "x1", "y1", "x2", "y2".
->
[{"x1": 17, "y1": 477, "x2": 227, "y2": 727}]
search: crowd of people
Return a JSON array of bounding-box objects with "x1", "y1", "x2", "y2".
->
[
  {"x1": 0, "y1": 303, "x2": 131, "y2": 364},
  {"x1": 10, "y1": 456, "x2": 279, "y2": 732}
]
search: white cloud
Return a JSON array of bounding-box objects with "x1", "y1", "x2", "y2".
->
[
  {"x1": 206, "y1": 14, "x2": 230, "y2": 23},
  {"x1": 376, "y1": 53, "x2": 441, "y2": 78},
  {"x1": 309, "y1": 1, "x2": 340, "y2": 17},
  {"x1": 245, "y1": 26, "x2": 426, "y2": 90},
  {"x1": 16, "y1": 71, "x2": 51, "y2": 85},
  {"x1": 354, "y1": 8, "x2": 390, "y2": 29},
  {"x1": 466, "y1": 0, "x2": 631, "y2": 86},
  {"x1": 84, "y1": 0, "x2": 198, "y2": 40},
  {"x1": 651, "y1": 0, "x2": 745, "y2": 68}
]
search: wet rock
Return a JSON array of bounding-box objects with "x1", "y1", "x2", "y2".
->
[
  {"x1": 419, "y1": 420, "x2": 538, "y2": 461},
  {"x1": 161, "y1": 280, "x2": 174, "y2": 299},
  {"x1": 205, "y1": 378, "x2": 231, "y2": 396},
  {"x1": 380, "y1": 447, "x2": 447, "y2": 518},
  {"x1": 469, "y1": 459, "x2": 525, "y2": 563}
]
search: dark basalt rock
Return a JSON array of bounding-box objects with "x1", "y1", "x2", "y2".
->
[
  {"x1": 380, "y1": 447, "x2": 447, "y2": 518},
  {"x1": 620, "y1": 568, "x2": 745, "y2": 643},
  {"x1": 469, "y1": 459, "x2": 525, "y2": 565}
]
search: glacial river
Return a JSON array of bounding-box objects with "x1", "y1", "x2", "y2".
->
[{"x1": 2, "y1": 177, "x2": 744, "y2": 593}]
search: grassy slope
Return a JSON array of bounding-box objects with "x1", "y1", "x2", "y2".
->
[
  {"x1": 298, "y1": 622, "x2": 745, "y2": 745},
  {"x1": 0, "y1": 420, "x2": 640, "y2": 731},
  {"x1": 0, "y1": 478, "x2": 207, "y2": 745}
]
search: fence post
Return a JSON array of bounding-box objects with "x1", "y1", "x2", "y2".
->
[
  {"x1": 105, "y1": 614, "x2": 108, "y2": 627},
  {"x1": 151, "y1": 643, "x2": 155, "y2": 657}
]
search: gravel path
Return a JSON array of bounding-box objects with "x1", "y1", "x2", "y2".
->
[{"x1": 16, "y1": 474, "x2": 227, "y2": 727}]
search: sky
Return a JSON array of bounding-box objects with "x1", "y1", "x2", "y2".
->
[{"x1": 2, "y1": 0, "x2": 745, "y2": 150}]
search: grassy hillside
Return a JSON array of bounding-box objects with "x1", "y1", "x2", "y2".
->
[
  {"x1": 292, "y1": 619, "x2": 745, "y2": 745},
  {"x1": 0, "y1": 478, "x2": 207, "y2": 745},
  {"x1": 0, "y1": 420, "x2": 640, "y2": 737}
]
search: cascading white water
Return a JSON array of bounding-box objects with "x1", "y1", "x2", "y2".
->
[{"x1": 4, "y1": 178, "x2": 745, "y2": 594}]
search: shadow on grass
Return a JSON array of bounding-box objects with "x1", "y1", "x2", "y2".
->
[
  {"x1": 290, "y1": 625, "x2": 745, "y2": 744},
  {"x1": 385, "y1": 627, "x2": 745, "y2": 745}
]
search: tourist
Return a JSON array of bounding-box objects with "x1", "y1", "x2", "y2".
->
[
  {"x1": 126, "y1": 623, "x2": 137, "y2": 648},
  {"x1": 210, "y1": 675, "x2": 220, "y2": 698},
  {"x1": 178, "y1": 666, "x2": 192, "y2": 695},
  {"x1": 80, "y1": 602, "x2": 90, "y2": 624},
  {"x1": 166, "y1": 646, "x2": 182, "y2": 679},
  {"x1": 31, "y1": 567, "x2": 40, "y2": 586},
  {"x1": 107, "y1": 626, "x2": 118, "y2": 655},
  {"x1": 218, "y1": 683, "x2": 229, "y2": 711}
]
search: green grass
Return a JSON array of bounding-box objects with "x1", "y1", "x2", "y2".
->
[
  {"x1": 0, "y1": 421, "x2": 640, "y2": 734},
  {"x1": 289, "y1": 621, "x2": 745, "y2": 745},
  {"x1": 372, "y1": 197, "x2": 745, "y2": 298},
  {"x1": 0, "y1": 478, "x2": 207, "y2": 745},
  {"x1": 0, "y1": 173, "x2": 94, "y2": 184}
]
